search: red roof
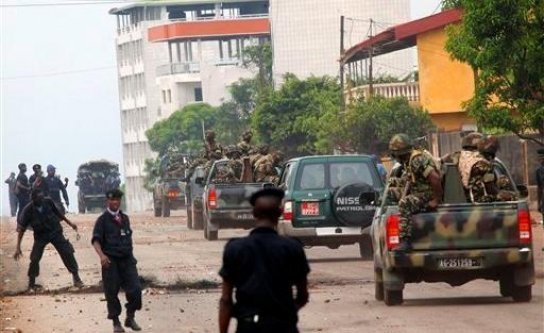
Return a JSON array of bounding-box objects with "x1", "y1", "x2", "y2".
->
[{"x1": 341, "y1": 9, "x2": 462, "y2": 64}]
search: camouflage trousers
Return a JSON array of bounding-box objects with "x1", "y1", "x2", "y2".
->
[{"x1": 398, "y1": 193, "x2": 431, "y2": 241}]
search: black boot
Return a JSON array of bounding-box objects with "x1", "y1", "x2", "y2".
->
[
  {"x1": 113, "y1": 318, "x2": 125, "y2": 333},
  {"x1": 394, "y1": 240, "x2": 412, "y2": 252},
  {"x1": 124, "y1": 313, "x2": 141, "y2": 331},
  {"x1": 28, "y1": 277, "x2": 42, "y2": 291},
  {"x1": 72, "y1": 273, "x2": 84, "y2": 288}
]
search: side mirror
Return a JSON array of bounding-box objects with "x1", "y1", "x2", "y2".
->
[
  {"x1": 360, "y1": 191, "x2": 379, "y2": 206},
  {"x1": 195, "y1": 177, "x2": 205, "y2": 185},
  {"x1": 516, "y1": 184, "x2": 528, "y2": 198}
]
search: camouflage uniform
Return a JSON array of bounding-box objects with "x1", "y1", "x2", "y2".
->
[
  {"x1": 254, "y1": 151, "x2": 282, "y2": 183},
  {"x1": 250, "y1": 144, "x2": 270, "y2": 169},
  {"x1": 211, "y1": 146, "x2": 243, "y2": 184},
  {"x1": 458, "y1": 150, "x2": 496, "y2": 203},
  {"x1": 440, "y1": 132, "x2": 484, "y2": 165},
  {"x1": 237, "y1": 130, "x2": 254, "y2": 157},
  {"x1": 478, "y1": 135, "x2": 517, "y2": 202}
]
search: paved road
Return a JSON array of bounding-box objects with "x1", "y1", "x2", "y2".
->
[{"x1": 0, "y1": 211, "x2": 542, "y2": 333}]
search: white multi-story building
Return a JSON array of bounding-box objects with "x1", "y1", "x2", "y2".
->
[{"x1": 110, "y1": 0, "x2": 412, "y2": 212}]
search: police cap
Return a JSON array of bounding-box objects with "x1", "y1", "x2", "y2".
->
[
  {"x1": 32, "y1": 164, "x2": 42, "y2": 171},
  {"x1": 106, "y1": 189, "x2": 124, "y2": 200},
  {"x1": 249, "y1": 188, "x2": 284, "y2": 206}
]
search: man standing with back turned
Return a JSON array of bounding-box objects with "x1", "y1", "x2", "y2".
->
[
  {"x1": 92, "y1": 189, "x2": 142, "y2": 333},
  {"x1": 219, "y1": 188, "x2": 310, "y2": 333}
]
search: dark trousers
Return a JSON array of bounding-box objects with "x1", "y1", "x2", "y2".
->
[
  {"x1": 9, "y1": 193, "x2": 18, "y2": 217},
  {"x1": 17, "y1": 195, "x2": 29, "y2": 219},
  {"x1": 236, "y1": 316, "x2": 298, "y2": 333},
  {"x1": 102, "y1": 256, "x2": 142, "y2": 320},
  {"x1": 29, "y1": 233, "x2": 79, "y2": 278}
]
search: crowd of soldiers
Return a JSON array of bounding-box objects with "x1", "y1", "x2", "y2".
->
[
  {"x1": 387, "y1": 132, "x2": 517, "y2": 252},
  {"x1": 186, "y1": 130, "x2": 284, "y2": 185}
]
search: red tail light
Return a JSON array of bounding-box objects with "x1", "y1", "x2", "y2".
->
[
  {"x1": 208, "y1": 188, "x2": 217, "y2": 209},
  {"x1": 282, "y1": 201, "x2": 293, "y2": 222},
  {"x1": 167, "y1": 190, "x2": 178, "y2": 198},
  {"x1": 517, "y1": 209, "x2": 532, "y2": 245},
  {"x1": 386, "y1": 214, "x2": 400, "y2": 250}
]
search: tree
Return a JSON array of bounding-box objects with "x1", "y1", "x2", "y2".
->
[
  {"x1": 251, "y1": 74, "x2": 342, "y2": 157},
  {"x1": 340, "y1": 97, "x2": 435, "y2": 155},
  {"x1": 241, "y1": 42, "x2": 273, "y2": 93},
  {"x1": 444, "y1": 0, "x2": 544, "y2": 145}
]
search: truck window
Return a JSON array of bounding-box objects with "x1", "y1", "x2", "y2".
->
[
  {"x1": 330, "y1": 162, "x2": 375, "y2": 188},
  {"x1": 298, "y1": 164, "x2": 325, "y2": 190},
  {"x1": 278, "y1": 163, "x2": 293, "y2": 189}
]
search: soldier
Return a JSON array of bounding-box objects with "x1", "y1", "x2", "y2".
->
[
  {"x1": 458, "y1": 135, "x2": 497, "y2": 203},
  {"x1": 219, "y1": 188, "x2": 310, "y2": 333},
  {"x1": 237, "y1": 130, "x2": 254, "y2": 157},
  {"x1": 205, "y1": 130, "x2": 223, "y2": 160},
  {"x1": 537, "y1": 149, "x2": 544, "y2": 223},
  {"x1": 5, "y1": 172, "x2": 18, "y2": 217},
  {"x1": 254, "y1": 151, "x2": 283, "y2": 183},
  {"x1": 389, "y1": 134, "x2": 443, "y2": 252},
  {"x1": 250, "y1": 144, "x2": 270, "y2": 169},
  {"x1": 14, "y1": 189, "x2": 83, "y2": 291},
  {"x1": 44, "y1": 165, "x2": 70, "y2": 215},
  {"x1": 478, "y1": 135, "x2": 517, "y2": 201},
  {"x1": 15, "y1": 163, "x2": 31, "y2": 219},
  {"x1": 441, "y1": 132, "x2": 484, "y2": 165},
  {"x1": 212, "y1": 146, "x2": 244, "y2": 184},
  {"x1": 92, "y1": 189, "x2": 142, "y2": 333}
]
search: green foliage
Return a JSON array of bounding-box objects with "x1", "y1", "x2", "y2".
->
[
  {"x1": 445, "y1": 0, "x2": 544, "y2": 145},
  {"x1": 143, "y1": 157, "x2": 161, "y2": 192},
  {"x1": 251, "y1": 74, "x2": 342, "y2": 157},
  {"x1": 241, "y1": 42, "x2": 273, "y2": 90},
  {"x1": 341, "y1": 97, "x2": 435, "y2": 154}
]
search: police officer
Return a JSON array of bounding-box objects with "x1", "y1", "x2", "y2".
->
[
  {"x1": 219, "y1": 188, "x2": 310, "y2": 333},
  {"x1": 5, "y1": 172, "x2": 18, "y2": 217},
  {"x1": 15, "y1": 163, "x2": 31, "y2": 218},
  {"x1": 44, "y1": 165, "x2": 70, "y2": 214},
  {"x1": 14, "y1": 188, "x2": 83, "y2": 290},
  {"x1": 92, "y1": 189, "x2": 142, "y2": 333},
  {"x1": 389, "y1": 134, "x2": 443, "y2": 252},
  {"x1": 29, "y1": 164, "x2": 49, "y2": 195}
]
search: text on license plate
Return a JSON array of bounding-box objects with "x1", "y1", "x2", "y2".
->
[
  {"x1": 438, "y1": 257, "x2": 482, "y2": 268},
  {"x1": 301, "y1": 202, "x2": 320, "y2": 216},
  {"x1": 236, "y1": 214, "x2": 254, "y2": 220}
]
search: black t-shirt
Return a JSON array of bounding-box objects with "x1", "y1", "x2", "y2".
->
[
  {"x1": 18, "y1": 198, "x2": 63, "y2": 241},
  {"x1": 219, "y1": 227, "x2": 310, "y2": 324},
  {"x1": 92, "y1": 211, "x2": 134, "y2": 258},
  {"x1": 16, "y1": 173, "x2": 30, "y2": 197}
]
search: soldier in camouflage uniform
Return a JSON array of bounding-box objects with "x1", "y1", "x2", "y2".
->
[
  {"x1": 389, "y1": 134, "x2": 443, "y2": 252},
  {"x1": 458, "y1": 134, "x2": 497, "y2": 203},
  {"x1": 254, "y1": 151, "x2": 283, "y2": 183},
  {"x1": 441, "y1": 132, "x2": 484, "y2": 165},
  {"x1": 237, "y1": 130, "x2": 254, "y2": 157},
  {"x1": 250, "y1": 144, "x2": 270, "y2": 169},
  {"x1": 478, "y1": 135, "x2": 518, "y2": 202}
]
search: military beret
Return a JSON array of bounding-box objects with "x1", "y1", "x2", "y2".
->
[
  {"x1": 106, "y1": 189, "x2": 124, "y2": 199},
  {"x1": 249, "y1": 187, "x2": 285, "y2": 206},
  {"x1": 537, "y1": 148, "x2": 544, "y2": 156}
]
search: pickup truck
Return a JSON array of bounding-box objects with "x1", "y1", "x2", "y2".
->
[
  {"x1": 277, "y1": 155, "x2": 384, "y2": 259},
  {"x1": 153, "y1": 178, "x2": 186, "y2": 217},
  {"x1": 371, "y1": 160, "x2": 535, "y2": 305},
  {"x1": 200, "y1": 159, "x2": 273, "y2": 240}
]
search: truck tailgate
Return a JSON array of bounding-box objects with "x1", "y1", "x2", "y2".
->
[
  {"x1": 410, "y1": 203, "x2": 521, "y2": 251},
  {"x1": 215, "y1": 183, "x2": 270, "y2": 209}
]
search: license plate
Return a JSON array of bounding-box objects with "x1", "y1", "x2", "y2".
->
[
  {"x1": 438, "y1": 257, "x2": 482, "y2": 269},
  {"x1": 236, "y1": 213, "x2": 253, "y2": 220},
  {"x1": 301, "y1": 202, "x2": 320, "y2": 216}
]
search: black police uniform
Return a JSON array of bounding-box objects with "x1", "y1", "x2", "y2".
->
[
  {"x1": 16, "y1": 172, "x2": 30, "y2": 218},
  {"x1": 219, "y1": 227, "x2": 310, "y2": 333},
  {"x1": 92, "y1": 208, "x2": 142, "y2": 320},
  {"x1": 18, "y1": 198, "x2": 79, "y2": 281},
  {"x1": 44, "y1": 175, "x2": 69, "y2": 214}
]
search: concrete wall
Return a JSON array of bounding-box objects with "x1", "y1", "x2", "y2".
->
[{"x1": 270, "y1": 0, "x2": 414, "y2": 81}]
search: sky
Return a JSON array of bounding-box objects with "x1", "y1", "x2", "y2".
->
[{"x1": 0, "y1": 0, "x2": 442, "y2": 216}]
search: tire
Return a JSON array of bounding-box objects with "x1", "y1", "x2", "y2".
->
[
  {"x1": 154, "y1": 203, "x2": 162, "y2": 217},
  {"x1": 359, "y1": 236, "x2": 373, "y2": 261},
  {"x1": 187, "y1": 207, "x2": 193, "y2": 229},
  {"x1": 204, "y1": 219, "x2": 218, "y2": 241},
  {"x1": 499, "y1": 275, "x2": 513, "y2": 297},
  {"x1": 332, "y1": 182, "x2": 376, "y2": 227},
  {"x1": 384, "y1": 288, "x2": 403, "y2": 306},
  {"x1": 511, "y1": 285, "x2": 532, "y2": 302},
  {"x1": 78, "y1": 202, "x2": 86, "y2": 214},
  {"x1": 192, "y1": 205, "x2": 204, "y2": 230},
  {"x1": 162, "y1": 199, "x2": 170, "y2": 217},
  {"x1": 374, "y1": 268, "x2": 384, "y2": 301}
]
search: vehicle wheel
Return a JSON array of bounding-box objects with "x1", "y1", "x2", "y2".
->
[
  {"x1": 359, "y1": 236, "x2": 373, "y2": 261},
  {"x1": 162, "y1": 199, "x2": 170, "y2": 217},
  {"x1": 187, "y1": 207, "x2": 193, "y2": 229},
  {"x1": 374, "y1": 268, "x2": 384, "y2": 301},
  {"x1": 154, "y1": 203, "x2": 162, "y2": 217},
  {"x1": 207, "y1": 229, "x2": 218, "y2": 241},
  {"x1": 78, "y1": 202, "x2": 86, "y2": 214},
  {"x1": 499, "y1": 274, "x2": 513, "y2": 297},
  {"x1": 384, "y1": 288, "x2": 403, "y2": 306},
  {"x1": 511, "y1": 285, "x2": 532, "y2": 302},
  {"x1": 193, "y1": 207, "x2": 204, "y2": 230}
]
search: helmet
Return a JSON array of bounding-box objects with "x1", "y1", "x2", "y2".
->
[
  {"x1": 224, "y1": 145, "x2": 241, "y2": 156},
  {"x1": 388, "y1": 134, "x2": 413, "y2": 155},
  {"x1": 257, "y1": 144, "x2": 270, "y2": 155},
  {"x1": 478, "y1": 135, "x2": 500, "y2": 155},
  {"x1": 205, "y1": 130, "x2": 215, "y2": 140},
  {"x1": 461, "y1": 132, "x2": 484, "y2": 150}
]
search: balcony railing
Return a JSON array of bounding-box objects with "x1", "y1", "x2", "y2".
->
[
  {"x1": 156, "y1": 62, "x2": 200, "y2": 77},
  {"x1": 346, "y1": 82, "x2": 420, "y2": 102}
]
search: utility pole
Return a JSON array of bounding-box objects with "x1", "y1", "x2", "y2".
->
[
  {"x1": 368, "y1": 19, "x2": 374, "y2": 97},
  {"x1": 340, "y1": 15, "x2": 345, "y2": 111}
]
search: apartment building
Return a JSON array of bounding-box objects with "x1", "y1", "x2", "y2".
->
[{"x1": 110, "y1": 0, "x2": 412, "y2": 212}]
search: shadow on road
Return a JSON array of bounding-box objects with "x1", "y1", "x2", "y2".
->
[
  {"x1": 308, "y1": 257, "x2": 362, "y2": 264},
  {"x1": 402, "y1": 296, "x2": 518, "y2": 307}
]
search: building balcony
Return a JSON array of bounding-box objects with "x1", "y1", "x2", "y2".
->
[
  {"x1": 157, "y1": 62, "x2": 200, "y2": 76},
  {"x1": 346, "y1": 82, "x2": 420, "y2": 103}
]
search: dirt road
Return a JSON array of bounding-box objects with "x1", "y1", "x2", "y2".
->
[{"x1": 1, "y1": 211, "x2": 543, "y2": 333}]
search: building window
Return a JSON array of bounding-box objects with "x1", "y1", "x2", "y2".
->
[
  {"x1": 167, "y1": 89, "x2": 172, "y2": 103},
  {"x1": 194, "y1": 87, "x2": 203, "y2": 102},
  {"x1": 162, "y1": 90, "x2": 166, "y2": 104}
]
